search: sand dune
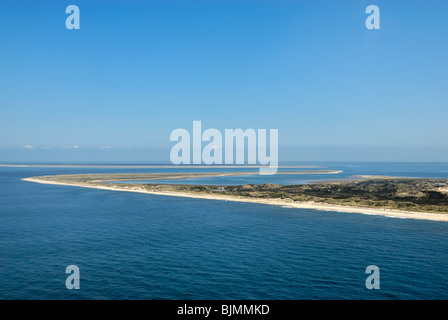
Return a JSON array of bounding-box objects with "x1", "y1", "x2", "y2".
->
[{"x1": 23, "y1": 177, "x2": 448, "y2": 222}]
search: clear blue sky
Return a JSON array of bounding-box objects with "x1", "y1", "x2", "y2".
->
[{"x1": 1, "y1": 0, "x2": 447, "y2": 162}]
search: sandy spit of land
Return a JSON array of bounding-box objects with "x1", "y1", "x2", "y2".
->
[
  {"x1": 22, "y1": 177, "x2": 448, "y2": 222},
  {"x1": 1, "y1": 164, "x2": 318, "y2": 168}
]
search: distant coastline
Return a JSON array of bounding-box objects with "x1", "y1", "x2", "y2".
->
[
  {"x1": 22, "y1": 172, "x2": 448, "y2": 222},
  {"x1": 2, "y1": 164, "x2": 318, "y2": 168}
]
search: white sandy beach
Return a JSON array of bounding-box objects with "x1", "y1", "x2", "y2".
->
[{"x1": 22, "y1": 177, "x2": 448, "y2": 222}]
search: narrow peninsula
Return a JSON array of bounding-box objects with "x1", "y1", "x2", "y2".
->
[{"x1": 23, "y1": 171, "x2": 448, "y2": 222}]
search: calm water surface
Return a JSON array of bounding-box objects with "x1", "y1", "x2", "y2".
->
[{"x1": 0, "y1": 162, "x2": 447, "y2": 299}]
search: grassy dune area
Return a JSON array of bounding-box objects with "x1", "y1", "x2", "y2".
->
[{"x1": 23, "y1": 172, "x2": 448, "y2": 216}]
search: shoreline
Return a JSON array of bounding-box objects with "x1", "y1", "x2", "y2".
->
[
  {"x1": 1, "y1": 164, "x2": 318, "y2": 169},
  {"x1": 22, "y1": 177, "x2": 448, "y2": 222}
]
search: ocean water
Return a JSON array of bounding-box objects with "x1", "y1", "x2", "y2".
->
[{"x1": 0, "y1": 162, "x2": 447, "y2": 300}]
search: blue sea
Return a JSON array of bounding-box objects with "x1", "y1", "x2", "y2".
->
[{"x1": 0, "y1": 162, "x2": 448, "y2": 300}]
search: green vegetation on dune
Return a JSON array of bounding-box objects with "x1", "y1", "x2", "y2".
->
[{"x1": 26, "y1": 173, "x2": 448, "y2": 214}]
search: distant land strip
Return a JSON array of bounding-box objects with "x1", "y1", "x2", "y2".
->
[
  {"x1": 22, "y1": 172, "x2": 448, "y2": 222},
  {"x1": 1, "y1": 164, "x2": 318, "y2": 169}
]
